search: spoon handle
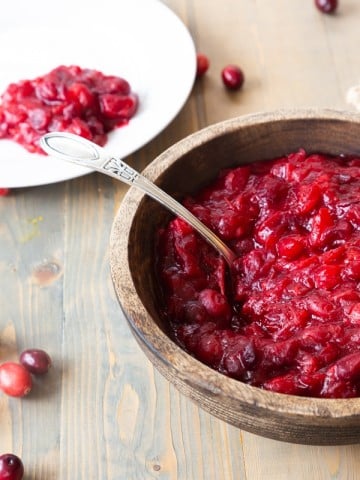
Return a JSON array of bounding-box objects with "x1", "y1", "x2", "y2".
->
[{"x1": 40, "y1": 132, "x2": 236, "y2": 265}]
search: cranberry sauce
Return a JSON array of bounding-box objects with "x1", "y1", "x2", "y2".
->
[
  {"x1": 157, "y1": 150, "x2": 360, "y2": 398},
  {"x1": 0, "y1": 65, "x2": 138, "y2": 153}
]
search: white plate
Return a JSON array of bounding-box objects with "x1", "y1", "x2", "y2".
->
[{"x1": 0, "y1": 0, "x2": 196, "y2": 188}]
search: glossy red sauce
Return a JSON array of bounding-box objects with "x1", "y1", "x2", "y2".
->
[
  {"x1": 0, "y1": 65, "x2": 138, "y2": 153},
  {"x1": 157, "y1": 150, "x2": 360, "y2": 398}
]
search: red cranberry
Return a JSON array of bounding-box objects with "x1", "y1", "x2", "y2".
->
[
  {"x1": 315, "y1": 0, "x2": 338, "y2": 13},
  {"x1": 0, "y1": 362, "x2": 32, "y2": 397},
  {"x1": 221, "y1": 65, "x2": 244, "y2": 90},
  {"x1": 196, "y1": 54, "x2": 210, "y2": 78},
  {"x1": 0, "y1": 454, "x2": 24, "y2": 480},
  {"x1": 20, "y1": 349, "x2": 52, "y2": 375}
]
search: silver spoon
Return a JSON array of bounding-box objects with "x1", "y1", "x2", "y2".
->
[{"x1": 40, "y1": 132, "x2": 237, "y2": 265}]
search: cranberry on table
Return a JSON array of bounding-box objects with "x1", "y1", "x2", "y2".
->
[
  {"x1": 20, "y1": 349, "x2": 52, "y2": 375},
  {"x1": 221, "y1": 65, "x2": 244, "y2": 90},
  {"x1": 315, "y1": 0, "x2": 338, "y2": 13},
  {"x1": 0, "y1": 362, "x2": 32, "y2": 397},
  {"x1": 0, "y1": 454, "x2": 24, "y2": 480},
  {"x1": 196, "y1": 53, "x2": 210, "y2": 78}
]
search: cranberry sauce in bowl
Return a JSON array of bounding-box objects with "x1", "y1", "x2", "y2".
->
[{"x1": 156, "y1": 149, "x2": 360, "y2": 399}]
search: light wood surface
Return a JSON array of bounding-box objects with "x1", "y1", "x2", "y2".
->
[{"x1": 1, "y1": 0, "x2": 360, "y2": 478}]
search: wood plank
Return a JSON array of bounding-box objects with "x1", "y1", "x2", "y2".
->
[
  {"x1": 0, "y1": 183, "x2": 66, "y2": 477},
  {"x1": 242, "y1": 431, "x2": 360, "y2": 480}
]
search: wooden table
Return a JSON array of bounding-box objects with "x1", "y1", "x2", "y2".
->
[{"x1": 2, "y1": 1, "x2": 360, "y2": 478}]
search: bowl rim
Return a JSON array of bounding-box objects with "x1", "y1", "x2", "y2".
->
[{"x1": 110, "y1": 108, "x2": 360, "y2": 419}]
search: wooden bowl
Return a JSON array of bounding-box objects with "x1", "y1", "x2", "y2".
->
[{"x1": 110, "y1": 109, "x2": 360, "y2": 445}]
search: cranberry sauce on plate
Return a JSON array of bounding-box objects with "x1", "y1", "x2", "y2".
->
[
  {"x1": 156, "y1": 149, "x2": 360, "y2": 398},
  {"x1": 0, "y1": 65, "x2": 138, "y2": 153}
]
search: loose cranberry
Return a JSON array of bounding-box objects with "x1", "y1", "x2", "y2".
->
[
  {"x1": 276, "y1": 235, "x2": 304, "y2": 260},
  {"x1": 0, "y1": 362, "x2": 32, "y2": 397},
  {"x1": 221, "y1": 65, "x2": 244, "y2": 90},
  {"x1": 198, "y1": 289, "x2": 231, "y2": 319},
  {"x1": 0, "y1": 188, "x2": 10, "y2": 196},
  {"x1": 315, "y1": 0, "x2": 338, "y2": 13},
  {"x1": 20, "y1": 349, "x2": 52, "y2": 375},
  {"x1": 196, "y1": 53, "x2": 210, "y2": 78},
  {"x1": 0, "y1": 454, "x2": 24, "y2": 480}
]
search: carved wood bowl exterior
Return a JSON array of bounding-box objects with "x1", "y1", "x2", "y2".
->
[{"x1": 110, "y1": 109, "x2": 360, "y2": 445}]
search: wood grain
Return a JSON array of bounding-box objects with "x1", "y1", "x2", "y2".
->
[{"x1": 1, "y1": 0, "x2": 360, "y2": 478}]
